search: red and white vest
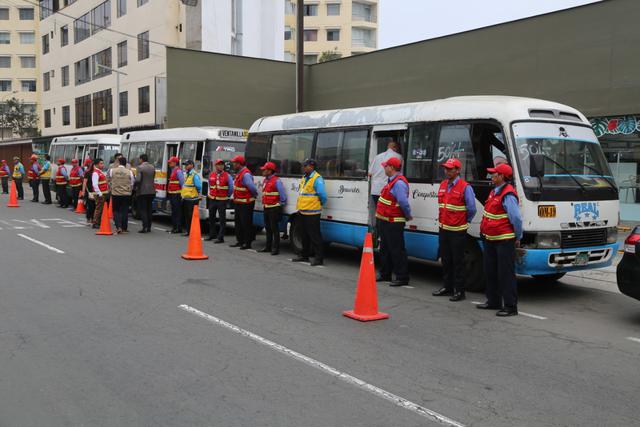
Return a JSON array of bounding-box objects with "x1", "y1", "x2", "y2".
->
[
  {"x1": 93, "y1": 169, "x2": 109, "y2": 193},
  {"x1": 69, "y1": 166, "x2": 83, "y2": 187},
  {"x1": 261, "y1": 175, "x2": 281, "y2": 208},
  {"x1": 375, "y1": 174, "x2": 409, "y2": 223},
  {"x1": 438, "y1": 178, "x2": 469, "y2": 232},
  {"x1": 27, "y1": 162, "x2": 39, "y2": 180},
  {"x1": 55, "y1": 166, "x2": 68, "y2": 186},
  {"x1": 208, "y1": 171, "x2": 231, "y2": 200},
  {"x1": 480, "y1": 183, "x2": 518, "y2": 241},
  {"x1": 233, "y1": 168, "x2": 255, "y2": 204},
  {"x1": 167, "y1": 167, "x2": 182, "y2": 194}
]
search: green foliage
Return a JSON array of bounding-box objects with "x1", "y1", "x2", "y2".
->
[
  {"x1": 0, "y1": 97, "x2": 38, "y2": 138},
  {"x1": 318, "y1": 50, "x2": 343, "y2": 63}
]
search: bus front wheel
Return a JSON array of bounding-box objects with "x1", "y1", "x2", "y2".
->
[
  {"x1": 464, "y1": 237, "x2": 486, "y2": 292},
  {"x1": 532, "y1": 273, "x2": 566, "y2": 283}
]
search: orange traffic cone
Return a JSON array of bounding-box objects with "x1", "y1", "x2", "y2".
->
[
  {"x1": 95, "y1": 200, "x2": 113, "y2": 235},
  {"x1": 343, "y1": 232, "x2": 389, "y2": 322},
  {"x1": 75, "y1": 198, "x2": 86, "y2": 214},
  {"x1": 7, "y1": 180, "x2": 19, "y2": 208},
  {"x1": 181, "y1": 205, "x2": 208, "y2": 260},
  {"x1": 108, "y1": 198, "x2": 113, "y2": 219}
]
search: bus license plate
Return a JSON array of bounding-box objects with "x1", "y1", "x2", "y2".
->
[
  {"x1": 538, "y1": 205, "x2": 557, "y2": 218},
  {"x1": 574, "y1": 252, "x2": 589, "y2": 266}
]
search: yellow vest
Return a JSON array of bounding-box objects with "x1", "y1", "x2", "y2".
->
[
  {"x1": 12, "y1": 163, "x2": 23, "y2": 179},
  {"x1": 40, "y1": 161, "x2": 51, "y2": 178},
  {"x1": 181, "y1": 170, "x2": 199, "y2": 200},
  {"x1": 296, "y1": 172, "x2": 322, "y2": 215}
]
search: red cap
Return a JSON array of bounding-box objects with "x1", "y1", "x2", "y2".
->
[
  {"x1": 231, "y1": 155, "x2": 246, "y2": 165},
  {"x1": 487, "y1": 163, "x2": 513, "y2": 178},
  {"x1": 30, "y1": 154, "x2": 38, "y2": 160},
  {"x1": 381, "y1": 157, "x2": 402, "y2": 169},
  {"x1": 260, "y1": 161, "x2": 277, "y2": 171},
  {"x1": 83, "y1": 158, "x2": 92, "y2": 166},
  {"x1": 1, "y1": 160, "x2": 5, "y2": 164},
  {"x1": 214, "y1": 159, "x2": 225, "y2": 165},
  {"x1": 71, "y1": 158, "x2": 79, "y2": 164},
  {"x1": 57, "y1": 158, "x2": 65, "y2": 164},
  {"x1": 168, "y1": 156, "x2": 180, "y2": 164},
  {"x1": 442, "y1": 158, "x2": 462, "y2": 169}
]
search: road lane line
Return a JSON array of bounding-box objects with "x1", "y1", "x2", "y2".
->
[
  {"x1": 17, "y1": 234, "x2": 65, "y2": 254},
  {"x1": 153, "y1": 227, "x2": 168, "y2": 232},
  {"x1": 129, "y1": 220, "x2": 138, "y2": 224},
  {"x1": 626, "y1": 337, "x2": 640, "y2": 344},
  {"x1": 179, "y1": 304, "x2": 466, "y2": 427},
  {"x1": 470, "y1": 301, "x2": 547, "y2": 320}
]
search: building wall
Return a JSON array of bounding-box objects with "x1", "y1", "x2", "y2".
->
[{"x1": 0, "y1": 0, "x2": 39, "y2": 138}]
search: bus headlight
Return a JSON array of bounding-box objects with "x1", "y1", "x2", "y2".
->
[
  {"x1": 535, "y1": 232, "x2": 561, "y2": 249},
  {"x1": 606, "y1": 227, "x2": 618, "y2": 244}
]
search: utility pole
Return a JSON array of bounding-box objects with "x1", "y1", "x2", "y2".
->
[
  {"x1": 296, "y1": 0, "x2": 304, "y2": 112},
  {"x1": 97, "y1": 64, "x2": 128, "y2": 135}
]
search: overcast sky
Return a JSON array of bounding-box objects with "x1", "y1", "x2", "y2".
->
[{"x1": 379, "y1": 0, "x2": 602, "y2": 49}]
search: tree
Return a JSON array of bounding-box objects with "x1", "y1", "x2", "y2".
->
[
  {"x1": 318, "y1": 49, "x2": 343, "y2": 63},
  {"x1": 0, "y1": 97, "x2": 38, "y2": 138}
]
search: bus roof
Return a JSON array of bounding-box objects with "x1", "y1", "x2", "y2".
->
[
  {"x1": 248, "y1": 96, "x2": 591, "y2": 133},
  {"x1": 122, "y1": 127, "x2": 248, "y2": 143},
  {"x1": 51, "y1": 134, "x2": 121, "y2": 145}
]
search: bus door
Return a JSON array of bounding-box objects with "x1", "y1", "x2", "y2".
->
[
  {"x1": 165, "y1": 142, "x2": 179, "y2": 192},
  {"x1": 86, "y1": 146, "x2": 98, "y2": 162},
  {"x1": 74, "y1": 145, "x2": 86, "y2": 161}
]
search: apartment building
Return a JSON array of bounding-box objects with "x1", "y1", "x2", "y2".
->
[
  {"x1": 38, "y1": 0, "x2": 283, "y2": 137},
  {"x1": 0, "y1": 0, "x2": 39, "y2": 139},
  {"x1": 284, "y1": 0, "x2": 378, "y2": 64}
]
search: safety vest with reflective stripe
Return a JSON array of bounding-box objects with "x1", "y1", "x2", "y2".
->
[
  {"x1": 55, "y1": 166, "x2": 68, "y2": 186},
  {"x1": 233, "y1": 168, "x2": 255, "y2": 204},
  {"x1": 208, "y1": 171, "x2": 230, "y2": 200},
  {"x1": 296, "y1": 172, "x2": 322, "y2": 215},
  {"x1": 93, "y1": 169, "x2": 109, "y2": 193},
  {"x1": 40, "y1": 161, "x2": 51, "y2": 178},
  {"x1": 480, "y1": 183, "x2": 518, "y2": 241},
  {"x1": 0, "y1": 166, "x2": 8, "y2": 177},
  {"x1": 12, "y1": 163, "x2": 23, "y2": 179},
  {"x1": 261, "y1": 175, "x2": 282, "y2": 208},
  {"x1": 375, "y1": 174, "x2": 409, "y2": 223},
  {"x1": 167, "y1": 167, "x2": 182, "y2": 194},
  {"x1": 69, "y1": 166, "x2": 83, "y2": 187},
  {"x1": 28, "y1": 162, "x2": 39, "y2": 180},
  {"x1": 181, "y1": 170, "x2": 199, "y2": 200},
  {"x1": 438, "y1": 178, "x2": 469, "y2": 232}
]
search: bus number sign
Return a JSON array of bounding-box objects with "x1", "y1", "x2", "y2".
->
[{"x1": 538, "y1": 205, "x2": 557, "y2": 218}]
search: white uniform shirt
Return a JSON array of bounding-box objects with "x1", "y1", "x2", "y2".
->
[{"x1": 369, "y1": 149, "x2": 403, "y2": 196}]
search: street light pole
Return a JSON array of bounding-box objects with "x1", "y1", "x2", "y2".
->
[
  {"x1": 296, "y1": 0, "x2": 304, "y2": 112},
  {"x1": 96, "y1": 64, "x2": 128, "y2": 135}
]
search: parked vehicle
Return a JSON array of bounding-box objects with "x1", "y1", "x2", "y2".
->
[
  {"x1": 49, "y1": 134, "x2": 121, "y2": 175},
  {"x1": 617, "y1": 226, "x2": 640, "y2": 301}
]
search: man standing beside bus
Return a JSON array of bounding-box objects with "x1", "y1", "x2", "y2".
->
[
  {"x1": 39, "y1": 154, "x2": 52, "y2": 204},
  {"x1": 91, "y1": 159, "x2": 109, "y2": 229},
  {"x1": 230, "y1": 155, "x2": 258, "y2": 250},
  {"x1": 0, "y1": 160, "x2": 10, "y2": 194},
  {"x1": 12, "y1": 157, "x2": 25, "y2": 200},
  {"x1": 478, "y1": 163, "x2": 522, "y2": 317},
  {"x1": 181, "y1": 160, "x2": 202, "y2": 236},
  {"x1": 206, "y1": 159, "x2": 233, "y2": 243},
  {"x1": 68, "y1": 159, "x2": 84, "y2": 210},
  {"x1": 292, "y1": 159, "x2": 327, "y2": 266},
  {"x1": 375, "y1": 157, "x2": 412, "y2": 286},
  {"x1": 55, "y1": 158, "x2": 70, "y2": 208},
  {"x1": 166, "y1": 156, "x2": 184, "y2": 234},
  {"x1": 259, "y1": 161, "x2": 286, "y2": 255},
  {"x1": 135, "y1": 154, "x2": 156, "y2": 234},
  {"x1": 28, "y1": 154, "x2": 41, "y2": 202},
  {"x1": 433, "y1": 158, "x2": 477, "y2": 301}
]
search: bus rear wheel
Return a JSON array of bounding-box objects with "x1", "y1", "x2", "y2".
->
[
  {"x1": 464, "y1": 237, "x2": 486, "y2": 292},
  {"x1": 289, "y1": 217, "x2": 304, "y2": 255},
  {"x1": 532, "y1": 273, "x2": 566, "y2": 283}
]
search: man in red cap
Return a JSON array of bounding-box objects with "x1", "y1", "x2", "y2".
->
[
  {"x1": 39, "y1": 154, "x2": 53, "y2": 204},
  {"x1": 55, "y1": 158, "x2": 70, "y2": 208},
  {"x1": 27, "y1": 154, "x2": 41, "y2": 202},
  {"x1": 167, "y1": 156, "x2": 184, "y2": 234},
  {"x1": 230, "y1": 155, "x2": 258, "y2": 250},
  {"x1": 478, "y1": 163, "x2": 522, "y2": 317},
  {"x1": 375, "y1": 156, "x2": 412, "y2": 286},
  {"x1": 0, "y1": 160, "x2": 9, "y2": 194},
  {"x1": 68, "y1": 158, "x2": 84, "y2": 210},
  {"x1": 206, "y1": 159, "x2": 233, "y2": 242},
  {"x1": 433, "y1": 157, "x2": 477, "y2": 301},
  {"x1": 259, "y1": 161, "x2": 287, "y2": 255}
]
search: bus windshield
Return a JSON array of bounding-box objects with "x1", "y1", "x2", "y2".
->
[
  {"x1": 513, "y1": 122, "x2": 613, "y2": 190},
  {"x1": 202, "y1": 140, "x2": 245, "y2": 177},
  {"x1": 98, "y1": 144, "x2": 120, "y2": 168}
]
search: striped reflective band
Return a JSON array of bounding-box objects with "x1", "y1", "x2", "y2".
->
[
  {"x1": 236, "y1": 187, "x2": 248, "y2": 192},
  {"x1": 362, "y1": 247, "x2": 374, "y2": 253},
  {"x1": 375, "y1": 213, "x2": 406, "y2": 223},
  {"x1": 300, "y1": 193, "x2": 318, "y2": 197},
  {"x1": 483, "y1": 211, "x2": 508, "y2": 220},
  {"x1": 379, "y1": 196, "x2": 400, "y2": 207},
  {"x1": 440, "y1": 223, "x2": 469, "y2": 231},
  {"x1": 484, "y1": 232, "x2": 516, "y2": 241},
  {"x1": 264, "y1": 203, "x2": 281, "y2": 208},
  {"x1": 263, "y1": 192, "x2": 279, "y2": 196},
  {"x1": 215, "y1": 186, "x2": 229, "y2": 190},
  {"x1": 438, "y1": 203, "x2": 467, "y2": 211}
]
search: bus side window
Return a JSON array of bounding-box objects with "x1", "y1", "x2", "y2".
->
[
  {"x1": 316, "y1": 132, "x2": 341, "y2": 177},
  {"x1": 342, "y1": 130, "x2": 368, "y2": 178},
  {"x1": 436, "y1": 124, "x2": 478, "y2": 182},
  {"x1": 246, "y1": 134, "x2": 271, "y2": 174},
  {"x1": 271, "y1": 132, "x2": 314, "y2": 176},
  {"x1": 406, "y1": 123, "x2": 436, "y2": 181},
  {"x1": 470, "y1": 123, "x2": 507, "y2": 181},
  {"x1": 195, "y1": 141, "x2": 204, "y2": 173},
  {"x1": 120, "y1": 142, "x2": 130, "y2": 161}
]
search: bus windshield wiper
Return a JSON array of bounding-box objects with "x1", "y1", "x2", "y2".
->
[
  {"x1": 539, "y1": 154, "x2": 589, "y2": 194},
  {"x1": 580, "y1": 163, "x2": 618, "y2": 193}
]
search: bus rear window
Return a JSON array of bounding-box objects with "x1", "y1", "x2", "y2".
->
[{"x1": 271, "y1": 132, "x2": 314, "y2": 176}]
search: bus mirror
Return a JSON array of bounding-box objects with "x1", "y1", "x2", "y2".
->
[{"x1": 530, "y1": 153, "x2": 545, "y2": 178}]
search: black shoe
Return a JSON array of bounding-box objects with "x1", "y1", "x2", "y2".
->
[
  {"x1": 271, "y1": 250, "x2": 279, "y2": 256},
  {"x1": 376, "y1": 274, "x2": 392, "y2": 282},
  {"x1": 205, "y1": 236, "x2": 216, "y2": 241},
  {"x1": 182, "y1": 232, "x2": 190, "y2": 237},
  {"x1": 138, "y1": 229, "x2": 148, "y2": 234},
  {"x1": 92, "y1": 224, "x2": 100, "y2": 229},
  {"x1": 42, "y1": 201, "x2": 52, "y2": 204},
  {"x1": 214, "y1": 239, "x2": 224, "y2": 244},
  {"x1": 170, "y1": 229, "x2": 181, "y2": 234},
  {"x1": 476, "y1": 302, "x2": 502, "y2": 310},
  {"x1": 449, "y1": 292, "x2": 466, "y2": 302},
  {"x1": 239, "y1": 244, "x2": 251, "y2": 250},
  {"x1": 258, "y1": 247, "x2": 271, "y2": 253},
  {"x1": 496, "y1": 308, "x2": 518, "y2": 317},
  {"x1": 390, "y1": 280, "x2": 409, "y2": 287},
  {"x1": 310, "y1": 259, "x2": 324, "y2": 266},
  {"x1": 229, "y1": 243, "x2": 242, "y2": 248},
  {"x1": 30, "y1": 199, "x2": 37, "y2": 202},
  {"x1": 291, "y1": 256, "x2": 309, "y2": 263},
  {"x1": 432, "y1": 287, "x2": 453, "y2": 297}
]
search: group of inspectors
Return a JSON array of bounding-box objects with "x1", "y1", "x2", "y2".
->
[{"x1": 4, "y1": 147, "x2": 522, "y2": 315}]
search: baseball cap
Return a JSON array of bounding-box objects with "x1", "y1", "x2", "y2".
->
[
  {"x1": 487, "y1": 163, "x2": 513, "y2": 178},
  {"x1": 303, "y1": 158, "x2": 317, "y2": 167},
  {"x1": 30, "y1": 154, "x2": 38, "y2": 160},
  {"x1": 260, "y1": 161, "x2": 277, "y2": 171},
  {"x1": 71, "y1": 159, "x2": 79, "y2": 164},
  {"x1": 183, "y1": 159, "x2": 194, "y2": 166},
  {"x1": 57, "y1": 158, "x2": 65, "y2": 164},
  {"x1": 381, "y1": 157, "x2": 402, "y2": 169},
  {"x1": 83, "y1": 158, "x2": 92, "y2": 167},
  {"x1": 168, "y1": 156, "x2": 180, "y2": 164},
  {"x1": 231, "y1": 155, "x2": 246, "y2": 165},
  {"x1": 214, "y1": 159, "x2": 225, "y2": 165},
  {"x1": 442, "y1": 158, "x2": 462, "y2": 169}
]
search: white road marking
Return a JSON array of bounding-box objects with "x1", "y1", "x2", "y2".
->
[
  {"x1": 17, "y1": 234, "x2": 65, "y2": 254},
  {"x1": 470, "y1": 301, "x2": 547, "y2": 320},
  {"x1": 402, "y1": 285, "x2": 415, "y2": 289},
  {"x1": 25, "y1": 219, "x2": 50, "y2": 228},
  {"x1": 128, "y1": 220, "x2": 138, "y2": 225},
  {"x1": 153, "y1": 227, "x2": 168, "y2": 232},
  {"x1": 626, "y1": 337, "x2": 640, "y2": 344},
  {"x1": 179, "y1": 304, "x2": 466, "y2": 427}
]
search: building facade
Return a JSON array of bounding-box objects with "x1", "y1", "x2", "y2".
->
[
  {"x1": 284, "y1": 0, "x2": 378, "y2": 64},
  {"x1": 0, "y1": 0, "x2": 39, "y2": 139}
]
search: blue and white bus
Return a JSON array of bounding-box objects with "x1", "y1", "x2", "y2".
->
[{"x1": 245, "y1": 96, "x2": 619, "y2": 290}]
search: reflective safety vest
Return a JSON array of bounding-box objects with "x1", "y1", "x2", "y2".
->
[
  {"x1": 233, "y1": 168, "x2": 255, "y2": 204},
  {"x1": 27, "y1": 163, "x2": 39, "y2": 180},
  {"x1": 208, "y1": 171, "x2": 230, "y2": 200},
  {"x1": 55, "y1": 166, "x2": 68, "y2": 186},
  {"x1": 261, "y1": 175, "x2": 281, "y2": 208},
  {"x1": 376, "y1": 174, "x2": 409, "y2": 223},
  {"x1": 167, "y1": 167, "x2": 182, "y2": 195},
  {"x1": 93, "y1": 169, "x2": 109, "y2": 193},
  {"x1": 0, "y1": 166, "x2": 8, "y2": 177},
  {"x1": 438, "y1": 178, "x2": 470, "y2": 232},
  {"x1": 12, "y1": 163, "x2": 23, "y2": 179},
  {"x1": 181, "y1": 170, "x2": 199, "y2": 200},
  {"x1": 480, "y1": 183, "x2": 518, "y2": 241},
  {"x1": 40, "y1": 161, "x2": 51, "y2": 179},
  {"x1": 296, "y1": 172, "x2": 322, "y2": 215},
  {"x1": 69, "y1": 166, "x2": 83, "y2": 187}
]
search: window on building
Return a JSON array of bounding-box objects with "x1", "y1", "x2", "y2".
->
[
  {"x1": 117, "y1": 0, "x2": 126, "y2": 17},
  {"x1": 303, "y1": 54, "x2": 318, "y2": 64},
  {"x1": 284, "y1": 26, "x2": 293, "y2": 41},
  {"x1": 303, "y1": 4, "x2": 318, "y2": 16},
  {"x1": 74, "y1": 57, "x2": 91, "y2": 85},
  {"x1": 138, "y1": 85, "x2": 150, "y2": 113},
  {"x1": 0, "y1": 8, "x2": 9, "y2": 20},
  {"x1": 352, "y1": 28, "x2": 375, "y2": 48},
  {"x1": 19, "y1": 8, "x2": 34, "y2": 20},
  {"x1": 285, "y1": 1, "x2": 296, "y2": 15},
  {"x1": 44, "y1": 109, "x2": 51, "y2": 128},
  {"x1": 92, "y1": 89, "x2": 112, "y2": 125},
  {"x1": 91, "y1": 47, "x2": 112, "y2": 79},
  {"x1": 61, "y1": 65, "x2": 69, "y2": 86},
  {"x1": 270, "y1": 133, "x2": 315, "y2": 176},
  {"x1": 43, "y1": 72, "x2": 51, "y2": 91},
  {"x1": 327, "y1": 3, "x2": 340, "y2": 16},
  {"x1": 119, "y1": 91, "x2": 128, "y2": 116},
  {"x1": 19, "y1": 31, "x2": 35, "y2": 44},
  {"x1": 137, "y1": 31, "x2": 149, "y2": 61},
  {"x1": 74, "y1": 12, "x2": 91, "y2": 43},
  {"x1": 21, "y1": 80, "x2": 36, "y2": 92},
  {"x1": 117, "y1": 40, "x2": 127, "y2": 67},
  {"x1": 42, "y1": 34, "x2": 49, "y2": 53},
  {"x1": 91, "y1": 1, "x2": 111, "y2": 35},
  {"x1": 39, "y1": 0, "x2": 52, "y2": 19},
  {"x1": 62, "y1": 105, "x2": 70, "y2": 126},
  {"x1": 0, "y1": 80, "x2": 11, "y2": 91},
  {"x1": 284, "y1": 52, "x2": 295, "y2": 62},
  {"x1": 137, "y1": 0, "x2": 148, "y2": 5},
  {"x1": 303, "y1": 29, "x2": 318, "y2": 42},
  {"x1": 326, "y1": 29, "x2": 340, "y2": 41},
  {"x1": 20, "y1": 56, "x2": 36, "y2": 68},
  {"x1": 0, "y1": 56, "x2": 11, "y2": 68},
  {"x1": 60, "y1": 25, "x2": 68, "y2": 46},
  {"x1": 0, "y1": 32, "x2": 9, "y2": 45},
  {"x1": 353, "y1": 2, "x2": 375, "y2": 22},
  {"x1": 75, "y1": 95, "x2": 92, "y2": 128}
]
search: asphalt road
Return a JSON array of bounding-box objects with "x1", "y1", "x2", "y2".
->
[{"x1": 0, "y1": 198, "x2": 639, "y2": 427}]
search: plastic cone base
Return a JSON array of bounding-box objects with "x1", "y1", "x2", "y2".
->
[
  {"x1": 342, "y1": 310, "x2": 390, "y2": 322},
  {"x1": 181, "y1": 253, "x2": 209, "y2": 260}
]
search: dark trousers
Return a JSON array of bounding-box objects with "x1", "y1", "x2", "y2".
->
[
  {"x1": 234, "y1": 202, "x2": 255, "y2": 246},
  {"x1": 30, "y1": 179, "x2": 40, "y2": 201},
  {"x1": 169, "y1": 194, "x2": 183, "y2": 232},
  {"x1": 483, "y1": 239, "x2": 518, "y2": 309},
  {"x1": 299, "y1": 214, "x2": 323, "y2": 260},
  {"x1": 263, "y1": 206, "x2": 282, "y2": 251},
  {"x1": 42, "y1": 179, "x2": 52, "y2": 203},
  {"x1": 378, "y1": 220, "x2": 409, "y2": 282},
  {"x1": 56, "y1": 184, "x2": 69, "y2": 207},
  {"x1": 111, "y1": 195, "x2": 131, "y2": 231},
  {"x1": 208, "y1": 199, "x2": 227, "y2": 240},
  {"x1": 93, "y1": 195, "x2": 105, "y2": 225},
  {"x1": 14, "y1": 178, "x2": 23, "y2": 199},
  {"x1": 1, "y1": 177, "x2": 7, "y2": 193},
  {"x1": 137, "y1": 194, "x2": 154, "y2": 231},
  {"x1": 439, "y1": 229, "x2": 467, "y2": 293},
  {"x1": 71, "y1": 187, "x2": 81, "y2": 209},
  {"x1": 183, "y1": 199, "x2": 199, "y2": 233},
  {"x1": 86, "y1": 196, "x2": 96, "y2": 222}
]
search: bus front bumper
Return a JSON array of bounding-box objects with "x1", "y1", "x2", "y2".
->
[{"x1": 515, "y1": 243, "x2": 619, "y2": 276}]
